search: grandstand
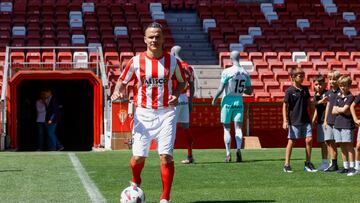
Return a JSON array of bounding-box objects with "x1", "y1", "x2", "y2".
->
[{"x1": 0, "y1": 0, "x2": 360, "y2": 151}]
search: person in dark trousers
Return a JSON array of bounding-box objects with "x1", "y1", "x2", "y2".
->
[{"x1": 44, "y1": 89, "x2": 63, "y2": 151}]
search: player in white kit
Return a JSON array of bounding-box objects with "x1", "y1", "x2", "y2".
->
[
  {"x1": 171, "y1": 45, "x2": 195, "y2": 164},
  {"x1": 211, "y1": 51, "x2": 252, "y2": 162},
  {"x1": 111, "y1": 22, "x2": 185, "y2": 203}
]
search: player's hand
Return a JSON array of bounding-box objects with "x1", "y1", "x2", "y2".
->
[
  {"x1": 319, "y1": 97, "x2": 328, "y2": 104},
  {"x1": 47, "y1": 120, "x2": 52, "y2": 125},
  {"x1": 282, "y1": 122, "x2": 288, "y2": 130},
  {"x1": 169, "y1": 95, "x2": 178, "y2": 106},
  {"x1": 111, "y1": 92, "x2": 124, "y2": 102},
  {"x1": 311, "y1": 120, "x2": 317, "y2": 128},
  {"x1": 211, "y1": 99, "x2": 216, "y2": 106},
  {"x1": 355, "y1": 119, "x2": 360, "y2": 126},
  {"x1": 323, "y1": 122, "x2": 328, "y2": 129}
]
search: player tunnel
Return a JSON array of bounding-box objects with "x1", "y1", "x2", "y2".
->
[{"x1": 9, "y1": 71, "x2": 103, "y2": 151}]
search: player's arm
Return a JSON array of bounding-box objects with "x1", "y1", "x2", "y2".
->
[
  {"x1": 324, "y1": 101, "x2": 330, "y2": 127},
  {"x1": 282, "y1": 102, "x2": 289, "y2": 130},
  {"x1": 244, "y1": 75, "x2": 253, "y2": 95},
  {"x1": 336, "y1": 104, "x2": 351, "y2": 114},
  {"x1": 111, "y1": 58, "x2": 134, "y2": 102},
  {"x1": 212, "y1": 82, "x2": 225, "y2": 106},
  {"x1": 169, "y1": 62, "x2": 186, "y2": 105},
  {"x1": 350, "y1": 102, "x2": 360, "y2": 125},
  {"x1": 189, "y1": 80, "x2": 195, "y2": 112},
  {"x1": 312, "y1": 110, "x2": 318, "y2": 126},
  {"x1": 111, "y1": 79, "x2": 127, "y2": 102}
]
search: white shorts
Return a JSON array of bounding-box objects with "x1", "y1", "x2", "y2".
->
[
  {"x1": 175, "y1": 94, "x2": 189, "y2": 123},
  {"x1": 132, "y1": 107, "x2": 177, "y2": 157}
]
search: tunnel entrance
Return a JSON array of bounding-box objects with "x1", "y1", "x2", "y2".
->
[{"x1": 16, "y1": 80, "x2": 94, "y2": 151}]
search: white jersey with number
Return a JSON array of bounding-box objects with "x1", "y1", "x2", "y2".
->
[{"x1": 221, "y1": 65, "x2": 251, "y2": 102}]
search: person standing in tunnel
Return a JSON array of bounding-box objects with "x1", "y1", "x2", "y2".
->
[{"x1": 44, "y1": 88, "x2": 64, "y2": 151}]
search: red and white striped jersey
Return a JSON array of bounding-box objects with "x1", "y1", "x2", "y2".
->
[
  {"x1": 179, "y1": 61, "x2": 195, "y2": 95},
  {"x1": 120, "y1": 52, "x2": 185, "y2": 109}
]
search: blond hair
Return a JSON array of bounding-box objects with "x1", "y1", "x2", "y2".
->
[
  {"x1": 337, "y1": 75, "x2": 352, "y2": 87},
  {"x1": 328, "y1": 70, "x2": 341, "y2": 80}
]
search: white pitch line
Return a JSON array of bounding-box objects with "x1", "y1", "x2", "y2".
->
[{"x1": 68, "y1": 153, "x2": 106, "y2": 203}]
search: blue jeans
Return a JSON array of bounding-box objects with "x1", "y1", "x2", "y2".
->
[
  {"x1": 37, "y1": 122, "x2": 46, "y2": 150},
  {"x1": 46, "y1": 123, "x2": 63, "y2": 150}
]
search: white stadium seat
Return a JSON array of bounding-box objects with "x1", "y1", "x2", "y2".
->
[
  {"x1": 248, "y1": 27, "x2": 262, "y2": 37},
  {"x1": 114, "y1": 26, "x2": 128, "y2": 36},
  {"x1": 229, "y1": 43, "x2": 244, "y2": 52},
  {"x1": 0, "y1": 2, "x2": 12, "y2": 12},
  {"x1": 82, "y1": 2, "x2": 95, "y2": 13},
  {"x1": 72, "y1": 34, "x2": 86, "y2": 44},
  {"x1": 12, "y1": 26, "x2": 26, "y2": 36},
  {"x1": 343, "y1": 27, "x2": 357, "y2": 38},
  {"x1": 292, "y1": 52, "x2": 307, "y2": 63},
  {"x1": 149, "y1": 3, "x2": 162, "y2": 13},
  {"x1": 343, "y1": 12, "x2": 356, "y2": 22},
  {"x1": 73, "y1": 52, "x2": 88, "y2": 69},
  {"x1": 203, "y1": 19, "x2": 216, "y2": 33},
  {"x1": 296, "y1": 19, "x2": 310, "y2": 31},
  {"x1": 239, "y1": 35, "x2": 253, "y2": 46}
]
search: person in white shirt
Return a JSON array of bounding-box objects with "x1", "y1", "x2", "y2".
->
[{"x1": 36, "y1": 91, "x2": 47, "y2": 151}]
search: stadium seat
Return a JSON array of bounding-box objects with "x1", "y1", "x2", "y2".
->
[
  {"x1": 41, "y1": 52, "x2": 55, "y2": 70},
  {"x1": 292, "y1": 52, "x2": 307, "y2": 63},
  {"x1": 203, "y1": 19, "x2": 216, "y2": 33},
  {"x1": 105, "y1": 52, "x2": 120, "y2": 70},
  {"x1": 268, "y1": 61, "x2": 284, "y2": 73},
  {"x1": 57, "y1": 52, "x2": 72, "y2": 69},
  {"x1": 271, "y1": 91, "x2": 285, "y2": 102},
  {"x1": 275, "y1": 71, "x2": 289, "y2": 82},
  {"x1": 26, "y1": 52, "x2": 41, "y2": 69},
  {"x1": 10, "y1": 52, "x2": 25, "y2": 69},
  {"x1": 265, "y1": 81, "x2": 280, "y2": 92},
  {"x1": 255, "y1": 92, "x2": 271, "y2": 102},
  {"x1": 321, "y1": 52, "x2": 336, "y2": 62},
  {"x1": 82, "y1": 2, "x2": 95, "y2": 13},
  {"x1": 73, "y1": 51, "x2": 88, "y2": 69}
]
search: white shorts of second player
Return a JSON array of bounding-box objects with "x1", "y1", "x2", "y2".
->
[
  {"x1": 175, "y1": 93, "x2": 189, "y2": 123},
  {"x1": 132, "y1": 107, "x2": 177, "y2": 157}
]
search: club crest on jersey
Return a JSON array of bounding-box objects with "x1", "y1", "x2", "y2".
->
[{"x1": 142, "y1": 78, "x2": 168, "y2": 87}]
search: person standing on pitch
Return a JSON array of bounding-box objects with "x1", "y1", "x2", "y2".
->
[
  {"x1": 171, "y1": 45, "x2": 195, "y2": 164},
  {"x1": 211, "y1": 51, "x2": 252, "y2": 163},
  {"x1": 323, "y1": 70, "x2": 341, "y2": 171},
  {"x1": 282, "y1": 67, "x2": 317, "y2": 173},
  {"x1": 349, "y1": 92, "x2": 360, "y2": 176},
  {"x1": 332, "y1": 75, "x2": 355, "y2": 174},
  {"x1": 311, "y1": 75, "x2": 329, "y2": 171},
  {"x1": 111, "y1": 22, "x2": 185, "y2": 203}
]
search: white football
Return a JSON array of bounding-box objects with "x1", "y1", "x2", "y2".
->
[{"x1": 120, "y1": 185, "x2": 145, "y2": 203}]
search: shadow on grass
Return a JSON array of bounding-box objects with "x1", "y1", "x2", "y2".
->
[
  {"x1": 192, "y1": 200, "x2": 275, "y2": 203},
  {"x1": 0, "y1": 169, "x2": 23, "y2": 172},
  {"x1": 195, "y1": 158, "x2": 302, "y2": 165}
]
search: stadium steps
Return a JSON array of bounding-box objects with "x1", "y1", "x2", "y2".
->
[
  {"x1": 193, "y1": 65, "x2": 221, "y2": 98},
  {"x1": 165, "y1": 11, "x2": 218, "y2": 65}
]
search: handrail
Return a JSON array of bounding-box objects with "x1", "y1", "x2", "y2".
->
[{"x1": 0, "y1": 46, "x2": 10, "y2": 150}]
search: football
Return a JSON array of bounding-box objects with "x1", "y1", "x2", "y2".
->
[{"x1": 120, "y1": 185, "x2": 145, "y2": 203}]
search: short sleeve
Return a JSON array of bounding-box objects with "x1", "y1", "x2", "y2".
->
[
  {"x1": 354, "y1": 95, "x2": 360, "y2": 104},
  {"x1": 284, "y1": 90, "x2": 290, "y2": 103},
  {"x1": 345, "y1": 95, "x2": 354, "y2": 106},
  {"x1": 119, "y1": 58, "x2": 135, "y2": 84},
  {"x1": 220, "y1": 71, "x2": 229, "y2": 84}
]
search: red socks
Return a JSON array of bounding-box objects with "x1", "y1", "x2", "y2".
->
[
  {"x1": 160, "y1": 161, "x2": 175, "y2": 201},
  {"x1": 130, "y1": 159, "x2": 144, "y2": 186}
]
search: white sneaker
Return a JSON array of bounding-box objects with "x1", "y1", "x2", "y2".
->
[
  {"x1": 347, "y1": 169, "x2": 360, "y2": 176},
  {"x1": 160, "y1": 199, "x2": 170, "y2": 203}
]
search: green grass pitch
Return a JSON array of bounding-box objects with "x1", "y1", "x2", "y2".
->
[{"x1": 1, "y1": 148, "x2": 360, "y2": 203}]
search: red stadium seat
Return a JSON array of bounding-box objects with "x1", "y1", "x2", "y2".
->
[
  {"x1": 104, "y1": 52, "x2": 120, "y2": 70},
  {"x1": 10, "y1": 52, "x2": 25, "y2": 69},
  {"x1": 251, "y1": 80, "x2": 265, "y2": 93},
  {"x1": 275, "y1": 71, "x2": 289, "y2": 82},
  {"x1": 336, "y1": 52, "x2": 350, "y2": 61},
  {"x1": 307, "y1": 52, "x2": 321, "y2": 62},
  {"x1": 57, "y1": 52, "x2": 72, "y2": 69},
  {"x1": 271, "y1": 92, "x2": 285, "y2": 102},
  {"x1": 265, "y1": 81, "x2": 280, "y2": 92},
  {"x1": 26, "y1": 52, "x2": 41, "y2": 69},
  {"x1": 42, "y1": 52, "x2": 55, "y2": 70}
]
